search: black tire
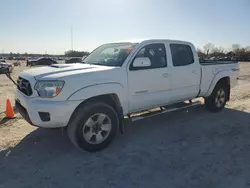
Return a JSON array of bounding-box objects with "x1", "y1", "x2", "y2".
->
[
  {"x1": 67, "y1": 102, "x2": 118, "y2": 152},
  {"x1": 205, "y1": 83, "x2": 228, "y2": 112}
]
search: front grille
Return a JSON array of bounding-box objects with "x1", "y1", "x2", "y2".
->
[{"x1": 17, "y1": 77, "x2": 33, "y2": 96}]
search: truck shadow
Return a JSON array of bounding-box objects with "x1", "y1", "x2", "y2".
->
[{"x1": 1, "y1": 106, "x2": 250, "y2": 187}]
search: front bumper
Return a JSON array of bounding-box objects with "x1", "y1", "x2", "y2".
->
[{"x1": 15, "y1": 89, "x2": 81, "y2": 128}]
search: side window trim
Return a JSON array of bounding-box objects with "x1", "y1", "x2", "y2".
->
[{"x1": 129, "y1": 43, "x2": 167, "y2": 71}]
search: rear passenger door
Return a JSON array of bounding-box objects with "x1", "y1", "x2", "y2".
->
[{"x1": 169, "y1": 43, "x2": 201, "y2": 101}]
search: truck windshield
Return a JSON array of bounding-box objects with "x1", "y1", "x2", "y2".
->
[{"x1": 83, "y1": 43, "x2": 137, "y2": 67}]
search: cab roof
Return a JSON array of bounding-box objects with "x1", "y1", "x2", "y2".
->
[{"x1": 110, "y1": 39, "x2": 191, "y2": 44}]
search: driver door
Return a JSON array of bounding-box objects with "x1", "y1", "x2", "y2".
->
[{"x1": 127, "y1": 43, "x2": 171, "y2": 112}]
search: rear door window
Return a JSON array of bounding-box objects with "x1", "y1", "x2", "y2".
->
[{"x1": 170, "y1": 44, "x2": 194, "y2": 66}]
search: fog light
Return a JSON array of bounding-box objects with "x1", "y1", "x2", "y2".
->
[{"x1": 38, "y1": 112, "x2": 50, "y2": 122}]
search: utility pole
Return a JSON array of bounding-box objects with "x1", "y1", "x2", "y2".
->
[{"x1": 71, "y1": 25, "x2": 73, "y2": 51}]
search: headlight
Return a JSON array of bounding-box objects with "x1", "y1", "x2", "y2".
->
[{"x1": 34, "y1": 80, "x2": 65, "y2": 98}]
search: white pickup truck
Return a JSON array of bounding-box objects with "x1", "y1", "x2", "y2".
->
[{"x1": 15, "y1": 39, "x2": 239, "y2": 152}]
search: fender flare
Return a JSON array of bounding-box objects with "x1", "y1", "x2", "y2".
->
[
  {"x1": 67, "y1": 82, "x2": 128, "y2": 114},
  {"x1": 205, "y1": 70, "x2": 232, "y2": 97}
]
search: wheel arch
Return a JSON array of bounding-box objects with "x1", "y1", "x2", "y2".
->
[
  {"x1": 68, "y1": 82, "x2": 127, "y2": 109},
  {"x1": 205, "y1": 71, "x2": 231, "y2": 100},
  {"x1": 77, "y1": 93, "x2": 122, "y2": 112},
  {"x1": 67, "y1": 93, "x2": 125, "y2": 133},
  {"x1": 216, "y1": 77, "x2": 230, "y2": 101}
]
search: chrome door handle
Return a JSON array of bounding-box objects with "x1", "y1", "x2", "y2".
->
[
  {"x1": 162, "y1": 73, "x2": 169, "y2": 78},
  {"x1": 192, "y1": 70, "x2": 197, "y2": 74}
]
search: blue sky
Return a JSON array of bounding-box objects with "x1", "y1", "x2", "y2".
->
[{"x1": 1, "y1": 0, "x2": 250, "y2": 54}]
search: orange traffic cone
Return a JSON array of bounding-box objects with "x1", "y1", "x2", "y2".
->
[{"x1": 5, "y1": 99, "x2": 15, "y2": 118}]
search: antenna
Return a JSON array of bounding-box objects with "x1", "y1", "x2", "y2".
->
[{"x1": 71, "y1": 25, "x2": 73, "y2": 51}]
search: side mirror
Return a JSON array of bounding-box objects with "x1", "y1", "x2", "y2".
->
[{"x1": 133, "y1": 57, "x2": 151, "y2": 68}]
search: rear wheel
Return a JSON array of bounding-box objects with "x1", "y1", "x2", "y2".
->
[
  {"x1": 67, "y1": 102, "x2": 118, "y2": 152},
  {"x1": 205, "y1": 83, "x2": 228, "y2": 112}
]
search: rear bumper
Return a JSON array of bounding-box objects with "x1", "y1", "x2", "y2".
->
[{"x1": 15, "y1": 89, "x2": 81, "y2": 128}]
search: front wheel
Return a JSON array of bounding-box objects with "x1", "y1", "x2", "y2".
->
[
  {"x1": 67, "y1": 102, "x2": 118, "y2": 152},
  {"x1": 205, "y1": 83, "x2": 228, "y2": 112}
]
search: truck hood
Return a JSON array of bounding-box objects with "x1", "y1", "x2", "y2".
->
[{"x1": 20, "y1": 63, "x2": 116, "y2": 80}]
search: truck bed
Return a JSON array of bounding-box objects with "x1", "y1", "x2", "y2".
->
[{"x1": 199, "y1": 61, "x2": 239, "y2": 97}]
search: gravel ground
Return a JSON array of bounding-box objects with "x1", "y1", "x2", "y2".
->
[{"x1": 0, "y1": 62, "x2": 250, "y2": 188}]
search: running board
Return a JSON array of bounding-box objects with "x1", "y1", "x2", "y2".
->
[{"x1": 130, "y1": 101, "x2": 201, "y2": 122}]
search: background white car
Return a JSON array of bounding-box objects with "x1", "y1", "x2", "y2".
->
[{"x1": 0, "y1": 60, "x2": 13, "y2": 73}]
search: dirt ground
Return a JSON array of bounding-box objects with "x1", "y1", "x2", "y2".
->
[{"x1": 1, "y1": 61, "x2": 250, "y2": 188}]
